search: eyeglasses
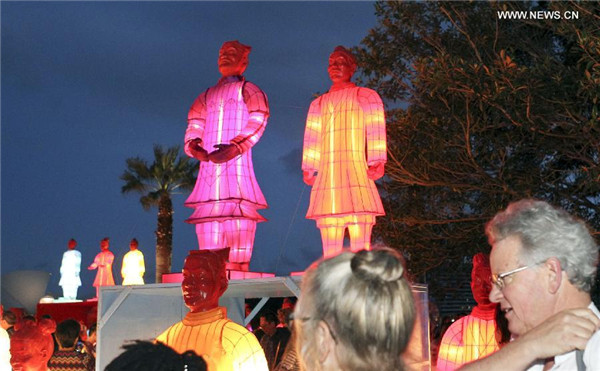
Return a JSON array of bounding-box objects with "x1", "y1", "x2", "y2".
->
[
  {"x1": 490, "y1": 262, "x2": 543, "y2": 290},
  {"x1": 290, "y1": 313, "x2": 338, "y2": 344}
]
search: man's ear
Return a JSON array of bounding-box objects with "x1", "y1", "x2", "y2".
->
[
  {"x1": 316, "y1": 320, "x2": 334, "y2": 364},
  {"x1": 545, "y1": 257, "x2": 563, "y2": 294}
]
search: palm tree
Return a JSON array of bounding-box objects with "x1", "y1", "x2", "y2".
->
[{"x1": 121, "y1": 144, "x2": 197, "y2": 283}]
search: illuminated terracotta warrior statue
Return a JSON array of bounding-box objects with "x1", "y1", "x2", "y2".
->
[
  {"x1": 59, "y1": 238, "x2": 82, "y2": 300},
  {"x1": 88, "y1": 237, "x2": 115, "y2": 298},
  {"x1": 156, "y1": 249, "x2": 268, "y2": 371},
  {"x1": 302, "y1": 46, "x2": 387, "y2": 258},
  {"x1": 121, "y1": 238, "x2": 145, "y2": 285},
  {"x1": 184, "y1": 40, "x2": 269, "y2": 269},
  {"x1": 10, "y1": 318, "x2": 56, "y2": 371},
  {"x1": 437, "y1": 253, "x2": 500, "y2": 371}
]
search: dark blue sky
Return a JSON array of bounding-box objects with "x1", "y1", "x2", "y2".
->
[{"x1": 1, "y1": 1, "x2": 378, "y2": 299}]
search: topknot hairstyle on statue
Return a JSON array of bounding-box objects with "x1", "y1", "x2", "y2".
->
[
  {"x1": 105, "y1": 340, "x2": 207, "y2": 371},
  {"x1": 221, "y1": 40, "x2": 252, "y2": 59},
  {"x1": 186, "y1": 248, "x2": 230, "y2": 279},
  {"x1": 295, "y1": 247, "x2": 416, "y2": 371},
  {"x1": 330, "y1": 45, "x2": 357, "y2": 68},
  {"x1": 486, "y1": 199, "x2": 598, "y2": 292}
]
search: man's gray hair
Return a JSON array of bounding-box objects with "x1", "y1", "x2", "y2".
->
[{"x1": 486, "y1": 199, "x2": 598, "y2": 292}]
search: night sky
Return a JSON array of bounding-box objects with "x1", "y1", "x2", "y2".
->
[{"x1": 1, "y1": 2, "x2": 379, "y2": 299}]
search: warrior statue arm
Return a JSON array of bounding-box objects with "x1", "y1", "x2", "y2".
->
[
  {"x1": 359, "y1": 88, "x2": 387, "y2": 180},
  {"x1": 185, "y1": 92, "x2": 209, "y2": 161},
  {"x1": 302, "y1": 97, "x2": 323, "y2": 186}
]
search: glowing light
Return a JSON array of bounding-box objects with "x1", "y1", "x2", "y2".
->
[
  {"x1": 121, "y1": 249, "x2": 145, "y2": 285},
  {"x1": 156, "y1": 307, "x2": 268, "y2": 370},
  {"x1": 59, "y1": 249, "x2": 82, "y2": 300},
  {"x1": 184, "y1": 66, "x2": 269, "y2": 267},
  {"x1": 302, "y1": 82, "x2": 386, "y2": 257},
  {"x1": 436, "y1": 314, "x2": 499, "y2": 371}
]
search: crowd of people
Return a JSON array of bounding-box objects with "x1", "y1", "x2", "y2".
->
[{"x1": 1, "y1": 198, "x2": 599, "y2": 371}]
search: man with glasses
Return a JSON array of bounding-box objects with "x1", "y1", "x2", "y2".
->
[{"x1": 462, "y1": 199, "x2": 600, "y2": 370}]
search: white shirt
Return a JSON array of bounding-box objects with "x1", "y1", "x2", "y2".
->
[
  {"x1": 526, "y1": 302, "x2": 600, "y2": 371},
  {"x1": 0, "y1": 327, "x2": 10, "y2": 371}
]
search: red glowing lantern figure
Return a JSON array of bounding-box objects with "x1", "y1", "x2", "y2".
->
[
  {"x1": 87, "y1": 237, "x2": 115, "y2": 298},
  {"x1": 184, "y1": 40, "x2": 268, "y2": 269},
  {"x1": 436, "y1": 253, "x2": 500, "y2": 370},
  {"x1": 302, "y1": 46, "x2": 386, "y2": 258}
]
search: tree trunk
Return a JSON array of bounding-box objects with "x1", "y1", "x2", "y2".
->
[{"x1": 155, "y1": 194, "x2": 173, "y2": 283}]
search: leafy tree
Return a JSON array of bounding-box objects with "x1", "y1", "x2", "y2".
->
[
  {"x1": 121, "y1": 145, "x2": 197, "y2": 283},
  {"x1": 355, "y1": 1, "x2": 600, "y2": 300}
]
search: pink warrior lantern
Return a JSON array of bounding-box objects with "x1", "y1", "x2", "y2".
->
[
  {"x1": 121, "y1": 238, "x2": 145, "y2": 285},
  {"x1": 302, "y1": 46, "x2": 387, "y2": 258},
  {"x1": 436, "y1": 253, "x2": 500, "y2": 371},
  {"x1": 59, "y1": 238, "x2": 82, "y2": 300},
  {"x1": 87, "y1": 237, "x2": 115, "y2": 298},
  {"x1": 184, "y1": 40, "x2": 269, "y2": 272}
]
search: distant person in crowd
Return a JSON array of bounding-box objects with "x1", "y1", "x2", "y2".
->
[
  {"x1": 274, "y1": 307, "x2": 300, "y2": 371},
  {"x1": 88, "y1": 237, "x2": 115, "y2": 298},
  {"x1": 294, "y1": 247, "x2": 416, "y2": 371},
  {"x1": 259, "y1": 311, "x2": 290, "y2": 370},
  {"x1": 59, "y1": 238, "x2": 82, "y2": 300},
  {"x1": 437, "y1": 253, "x2": 500, "y2": 370},
  {"x1": 121, "y1": 238, "x2": 145, "y2": 285},
  {"x1": 156, "y1": 248, "x2": 268, "y2": 370},
  {"x1": 82, "y1": 323, "x2": 97, "y2": 358},
  {"x1": 0, "y1": 306, "x2": 10, "y2": 370},
  {"x1": 48, "y1": 319, "x2": 94, "y2": 371},
  {"x1": 105, "y1": 340, "x2": 206, "y2": 371},
  {"x1": 461, "y1": 199, "x2": 600, "y2": 370},
  {"x1": 10, "y1": 318, "x2": 56, "y2": 371},
  {"x1": 277, "y1": 304, "x2": 293, "y2": 329},
  {"x1": 1, "y1": 308, "x2": 17, "y2": 337}
]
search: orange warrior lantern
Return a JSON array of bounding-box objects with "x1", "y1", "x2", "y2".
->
[
  {"x1": 437, "y1": 253, "x2": 500, "y2": 371},
  {"x1": 302, "y1": 46, "x2": 386, "y2": 258},
  {"x1": 87, "y1": 237, "x2": 115, "y2": 298},
  {"x1": 184, "y1": 40, "x2": 268, "y2": 270},
  {"x1": 156, "y1": 249, "x2": 268, "y2": 371},
  {"x1": 121, "y1": 238, "x2": 145, "y2": 285}
]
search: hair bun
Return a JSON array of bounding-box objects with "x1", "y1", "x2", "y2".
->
[{"x1": 351, "y1": 248, "x2": 405, "y2": 282}]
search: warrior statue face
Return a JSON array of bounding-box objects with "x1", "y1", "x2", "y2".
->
[
  {"x1": 181, "y1": 249, "x2": 228, "y2": 312},
  {"x1": 327, "y1": 47, "x2": 356, "y2": 85},
  {"x1": 100, "y1": 238, "x2": 110, "y2": 251},
  {"x1": 218, "y1": 41, "x2": 250, "y2": 77},
  {"x1": 68, "y1": 239, "x2": 77, "y2": 250},
  {"x1": 471, "y1": 253, "x2": 494, "y2": 307},
  {"x1": 129, "y1": 239, "x2": 138, "y2": 251}
]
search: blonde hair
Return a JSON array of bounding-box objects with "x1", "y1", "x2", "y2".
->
[{"x1": 295, "y1": 248, "x2": 416, "y2": 371}]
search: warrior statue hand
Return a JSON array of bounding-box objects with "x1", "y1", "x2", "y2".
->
[{"x1": 209, "y1": 144, "x2": 241, "y2": 164}]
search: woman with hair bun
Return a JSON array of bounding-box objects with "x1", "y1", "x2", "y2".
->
[{"x1": 293, "y1": 247, "x2": 416, "y2": 371}]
